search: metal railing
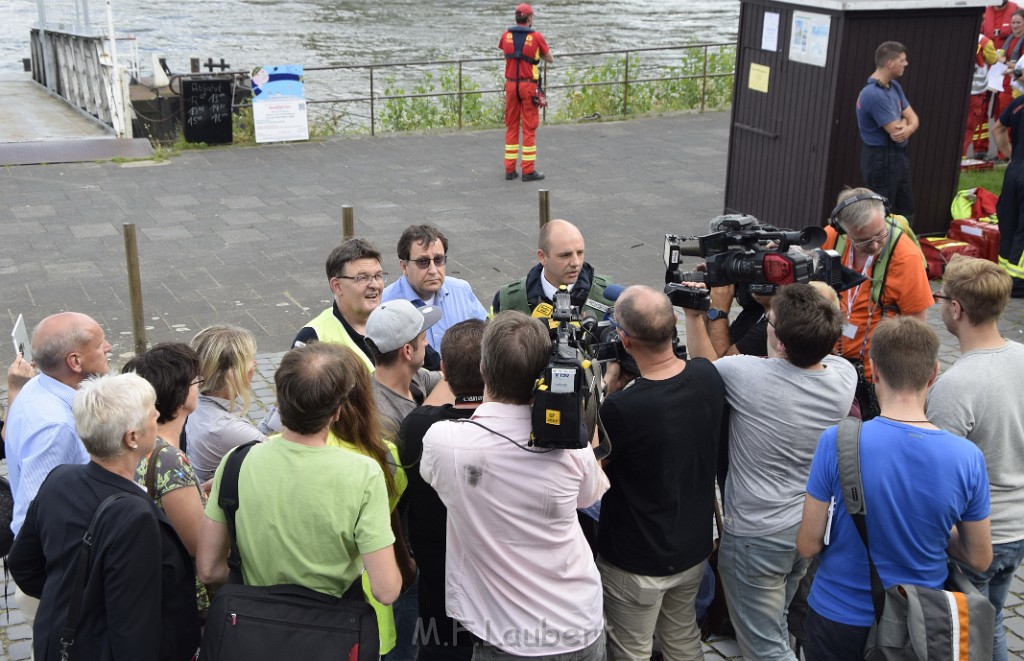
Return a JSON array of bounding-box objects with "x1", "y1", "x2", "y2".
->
[{"x1": 286, "y1": 42, "x2": 736, "y2": 135}]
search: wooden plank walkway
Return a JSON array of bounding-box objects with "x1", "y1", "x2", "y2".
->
[{"x1": 0, "y1": 76, "x2": 152, "y2": 165}]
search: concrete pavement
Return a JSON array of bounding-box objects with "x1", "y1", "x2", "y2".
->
[{"x1": 1, "y1": 111, "x2": 1023, "y2": 659}]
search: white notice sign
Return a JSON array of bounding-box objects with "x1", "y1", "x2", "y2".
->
[
  {"x1": 762, "y1": 12, "x2": 780, "y2": 52},
  {"x1": 253, "y1": 98, "x2": 310, "y2": 143},
  {"x1": 789, "y1": 11, "x2": 831, "y2": 68}
]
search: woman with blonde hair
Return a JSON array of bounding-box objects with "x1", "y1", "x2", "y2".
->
[
  {"x1": 327, "y1": 345, "x2": 414, "y2": 656},
  {"x1": 185, "y1": 325, "x2": 265, "y2": 483}
]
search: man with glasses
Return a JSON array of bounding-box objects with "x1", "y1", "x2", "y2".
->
[
  {"x1": 822, "y1": 187, "x2": 933, "y2": 419},
  {"x1": 684, "y1": 283, "x2": 856, "y2": 661},
  {"x1": 927, "y1": 255, "x2": 1024, "y2": 661},
  {"x1": 597, "y1": 285, "x2": 724, "y2": 661},
  {"x1": 293, "y1": 238, "x2": 389, "y2": 371},
  {"x1": 382, "y1": 225, "x2": 488, "y2": 356}
]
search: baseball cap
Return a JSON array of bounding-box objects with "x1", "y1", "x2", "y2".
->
[
  {"x1": 366, "y1": 299, "x2": 442, "y2": 353},
  {"x1": 516, "y1": 3, "x2": 534, "y2": 17}
]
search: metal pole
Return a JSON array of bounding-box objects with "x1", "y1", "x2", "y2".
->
[
  {"x1": 122, "y1": 223, "x2": 147, "y2": 355},
  {"x1": 105, "y1": 0, "x2": 125, "y2": 138},
  {"x1": 458, "y1": 60, "x2": 463, "y2": 130},
  {"x1": 342, "y1": 206, "x2": 355, "y2": 240},
  {"x1": 369, "y1": 67, "x2": 376, "y2": 136},
  {"x1": 701, "y1": 45, "x2": 709, "y2": 113},
  {"x1": 623, "y1": 52, "x2": 629, "y2": 116},
  {"x1": 539, "y1": 190, "x2": 550, "y2": 229}
]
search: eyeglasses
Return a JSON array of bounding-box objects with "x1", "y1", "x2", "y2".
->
[
  {"x1": 851, "y1": 227, "x2": 890, "y2": 250},
  {"x1": 407, "y1": 255, "x2": 447, "y2": 269},
  {"x1": 609, "y1": 317, "x2": 631, "y2": 337},
  {"x1": 191, "y1": 376, "x2": 205, "y2": 386},
  {"x1": 933, "y1": 293, "x2": 956, "y2": 304},
  {"x1": 335, "y1": 272, "x2": 388, "y2": 286}
]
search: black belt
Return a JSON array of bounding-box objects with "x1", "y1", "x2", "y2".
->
[{"x1": 506, "y1": 78, "x2": 539, "y2": 83}]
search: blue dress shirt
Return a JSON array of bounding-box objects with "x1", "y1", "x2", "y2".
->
[
  {"x1": 382, "y1": 275, "x2": 488, "y2": 351},
  {"x1": 5, "y1": 373, "x2": 90, "y2": 535}
]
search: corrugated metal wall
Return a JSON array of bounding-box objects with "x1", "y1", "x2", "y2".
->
[{"x1": 725, "y1": 1, "x2": 982, "y2": 235}]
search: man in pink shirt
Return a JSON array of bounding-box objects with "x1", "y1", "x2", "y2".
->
[{"x1": 421, "y1": 311, "x2": 609, "y2": 660}]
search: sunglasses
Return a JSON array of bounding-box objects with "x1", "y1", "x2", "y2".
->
[{"x1": 407, "y1": 255, "x2": 448, "y2": 269}]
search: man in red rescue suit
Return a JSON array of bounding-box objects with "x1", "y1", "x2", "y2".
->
[
  {"x1": 965, "y1": 34, "x2": 999, "y2": 159},
  {"x1": 499, "y1": 3, "x2": 553, "y2": 182}
]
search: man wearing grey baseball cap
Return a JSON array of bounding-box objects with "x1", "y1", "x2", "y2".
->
[
  {"x1": 366, "y1": 299, "x2": 446, "y2": 442},
  {"x1": 365, "y1": 298, "x2": 446, "y2": 661}
]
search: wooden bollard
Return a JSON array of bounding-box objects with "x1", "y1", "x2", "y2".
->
[
  {"x1": 123, "y1": 223, "x2": 147, "y2": 355},
  {"x1": 539, "y1": 190, "x2": 550, "y2": 229},
  {"x1": 342, "y1": 206, "x2": 355, "y2": 240}
]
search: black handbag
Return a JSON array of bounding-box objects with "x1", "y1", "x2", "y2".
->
[
  {"x1": 199, "y1": 441, "x2": 379, "y2": 661},
  {"x1": 0, "y1": 476, "x2": 14, "y2": 557}
]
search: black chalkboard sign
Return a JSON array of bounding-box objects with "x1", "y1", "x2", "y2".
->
[{"x1": 181, "y1": 78, "x2": 233, "y2": 144}]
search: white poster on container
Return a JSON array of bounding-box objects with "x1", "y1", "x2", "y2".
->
[
  {"x1": 251, "y1": 64, "x2": 309, "y2": 143},
  {"x1": 789, "y1": 12, "x2": 830, "y2": 68}
]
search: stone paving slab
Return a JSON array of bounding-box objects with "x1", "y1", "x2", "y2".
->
[{"x1": 1, "y1": 112, "x2": 1023, "y2": 659}]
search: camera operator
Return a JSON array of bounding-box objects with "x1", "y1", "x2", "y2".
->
[
  {"x1": 823, "y1": 188, "x2": 933, "y2": 419},
  {"x1": 421, "y1": 311, "x2": 609, "y2": 661},
  {"x1": 597, "y1": 285, "x2": 725, "y2": 661},
  {"x1": 705, "y1": 284, "x2": 772, "y2": 358},
  {"x1": 684, "y1": 282, "x2": 857, "y2": 661}
]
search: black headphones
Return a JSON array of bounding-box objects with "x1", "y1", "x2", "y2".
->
[{"x1": 828, "y1": 193, "x2": 890, "y2": 235}]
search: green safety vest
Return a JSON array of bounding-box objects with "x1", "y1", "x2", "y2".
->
[{"x1": 304, "y1": 307, "x2": 375, "y2": 373}]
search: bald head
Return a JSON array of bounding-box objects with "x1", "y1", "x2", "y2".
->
[
  {"x1": 615, "y1": 286, "x2": 676, "y2": 347},
  {"x1": 538, "y1": 219, "x2": 586, "y2": 287},
  {"x1": 32, "y1": 312, "x2": 111, "y2": 384}
]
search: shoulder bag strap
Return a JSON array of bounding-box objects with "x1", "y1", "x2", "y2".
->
[
  {"x1": 59, "y1": 493, "x2": 130, "y2": 661},
  {"x1": 143, "y1": 439, "x2": 172, "y2": 500},
  {"x1": 835, "y1": 417, "x2": 886, "y2": 620},
  {"x1": 219, "y1": 440, "x2": 261, "y2": 585}
]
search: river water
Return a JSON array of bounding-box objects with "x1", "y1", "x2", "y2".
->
[{"x1": 2, "y1": 0, "x2": 739, "y2": 76}]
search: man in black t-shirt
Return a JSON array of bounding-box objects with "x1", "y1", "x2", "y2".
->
[
  {"x1": 397, "y1": 320, "x2": 486, "y2": 661},
  {"x1": 598, "y1": 285, "x2": 725, "y2": 661}
]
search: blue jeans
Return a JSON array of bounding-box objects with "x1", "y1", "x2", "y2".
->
[
  {"x1": 803, "y1": 607, "x2": 869, "y2": 661},
  {"x1": 718, "y1": 523, "x2": 809, "y2": 661},
  {"x1": 385, "y1": 571, "x2": 420, "y2": 661},
  {"x1": 955, "y1": 537, "x2": 1024, "y2": 661}
]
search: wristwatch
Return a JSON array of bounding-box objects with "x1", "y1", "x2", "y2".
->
[{"x1": 707, "y1": 308, "x2": 729, "y2": 321}]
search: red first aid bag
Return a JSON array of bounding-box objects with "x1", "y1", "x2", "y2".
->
[
  {"x1": 948, "y1": 218, "x2": 1001, "y2": 263},
  {"x1": 920, "y1": 237, "x2": 981, "y2": 279}
]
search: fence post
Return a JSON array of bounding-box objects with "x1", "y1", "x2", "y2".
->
[
  {"x1": 623, "y1": 52, "x2": 629, "y2": 116},
  {"x1": 541, "y1": 62, "x2": 547, "y2": 124},
  {"x1": 539, "y1": 190, "x2": 550, "y2": 229},
  {"x1": 370, "y1": 67, "x2": 376, "y2": 136},
  {"x1": 458, "y1": 60, "x2": 463, "y2": 130},
  {"x1": 122, "y1": 223, "x2": 147, "y2": 355},
  {"x1": 701, "y1": 45, "x2": 709, "y2": 113},
  {"x1": 342, "y1": 206, "x2": 355, "y2": 240}
]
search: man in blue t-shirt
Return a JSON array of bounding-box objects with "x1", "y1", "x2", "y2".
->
[
  {"x1": 856, "y1": 41, "x2": 920, "y2": 221},
  {"x1": 796, "y1": 317, "x2": 992, "y2": 661}
]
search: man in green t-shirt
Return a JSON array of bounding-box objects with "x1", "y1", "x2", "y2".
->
[{"x1": 196, "y1": 343, "x2": 401, "y2": 602}]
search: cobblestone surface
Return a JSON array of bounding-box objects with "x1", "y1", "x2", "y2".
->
[{"x1": 2, "y1": 112, "x2": 1023, "y2": 659}]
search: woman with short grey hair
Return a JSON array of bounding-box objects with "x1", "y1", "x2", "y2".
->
[{"x1": 9, "y1": 373, "x2": 201, "y2": 661}]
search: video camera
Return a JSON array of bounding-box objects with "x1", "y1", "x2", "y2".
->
[
  {"x1": 530, "y1": 288, "x2": 603, "y2": 450},
  {"x1": 663, "y1": 214, "x2": 865, "y2": 307}
]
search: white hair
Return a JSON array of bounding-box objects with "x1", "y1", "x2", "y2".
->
[{"x1": 73, "y1": 373, "x2": 156, "y2": 459}]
